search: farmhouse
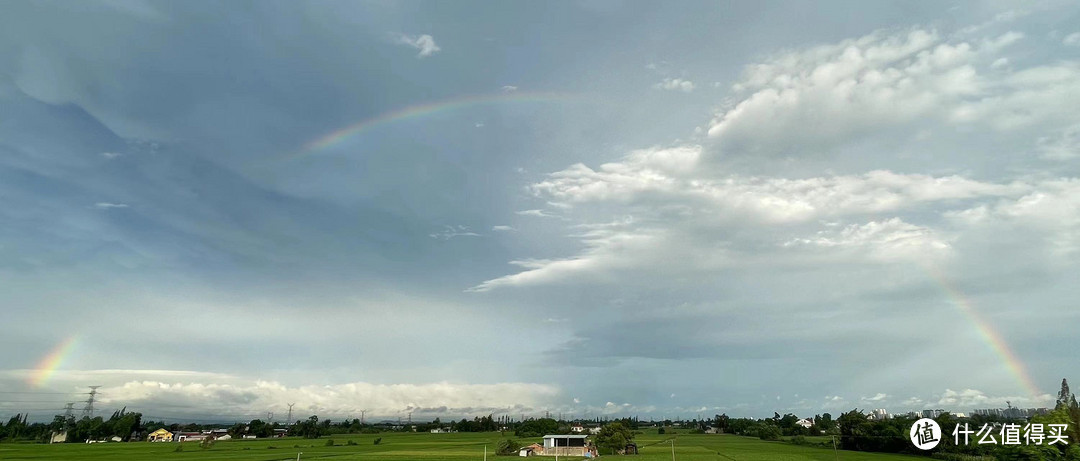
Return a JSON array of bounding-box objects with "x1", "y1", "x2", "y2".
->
[
  {"x1": 518, "y1": 442, "x2": 543, "y2": 457},
  {"x1": 176, "y1": 432, "x2": 208, "y2": 442},
  {"x1": 541, "y1": 434, "x2": 590, "y2": 457},
  {"x1": 147, "y1": 428, "x2": 173, "y2": 442}
]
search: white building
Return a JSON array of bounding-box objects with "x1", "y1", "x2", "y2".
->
[{"x1": 541, "y1": 434, "x2": 589, "y2": 457}]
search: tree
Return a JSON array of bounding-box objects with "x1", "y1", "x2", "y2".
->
[
  {"x1": 593, "y1": 421, "x2": 634, "y2": 455},
  {"x1": 1058, "y1": 378, "x2": 1073, "y2": 410},
  {"x1": 514, "y1": 418, "x2": 558, "y2": 437},
  {"x1": 496, "y1": 438, "x2": 519, "y2": 455},
  {"x1": 247, "y1": 419, "x2": 273, "y2": 438},
  {"x1": 294, "y1": 415, "x2": 323, "y2": 439},
  {"x1": 837, "y1": 410, "x2": 871, "y2": 451},
  {"x1": 714, "y1": 414, "x2": 729, "y2": 433},
  {"x1": 756, "y1": 423, "x2": 781, "y2": 441}
]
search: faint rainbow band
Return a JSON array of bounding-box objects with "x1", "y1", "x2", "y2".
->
[
  {"x1": 287, "y1": 91, "x2": 575, "y2": 161},
  {"x1": 29, "y1": 336, "x2": 78, "y2": 388}
]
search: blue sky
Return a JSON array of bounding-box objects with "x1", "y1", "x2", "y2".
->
[{"x1": 2, "y1": 0, "x2": 1080, "y2": 422}]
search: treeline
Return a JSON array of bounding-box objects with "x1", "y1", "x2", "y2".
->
[
  {"x1": 708, "y1": 412, "x2": 838, "y2": 440},
  {"x1": 0, "y1": 408, "x2": 142, "y2": 443},
  {"x1": 832, "y1": 384, "x2": 1080, "y2": 460},
  {"x1": 513, "y1": 416, "x2": 640, "y2": 438}
]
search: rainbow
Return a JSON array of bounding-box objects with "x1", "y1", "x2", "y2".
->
[
  {"x1": 927, "y1": 268, "x2": 1042, "y2": 399},
  {"x1": 29, "y1": 336, "x2": 78, "y2": 388},
  {"x1": 286, "y1": 91, "x2": 575, "y2": 161}
]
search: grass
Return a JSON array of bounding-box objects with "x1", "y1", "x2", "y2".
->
[{"x1": 0, "y1": 430, "x2": 927, "y2": 460}]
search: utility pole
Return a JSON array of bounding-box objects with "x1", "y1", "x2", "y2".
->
[
  {"x1": 360, "y1": 409, "x2": 367, "y2": 425},
  {"x1": 832, "y1": 435, "x2": 839, "y2": 461},
  {"x1": 286, "y1": 403, "x2": 295, "y2": 425},
  {"x1": 671, "y1": 437, "x2": 676, "y2": 461}
]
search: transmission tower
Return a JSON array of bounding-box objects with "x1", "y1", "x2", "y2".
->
[
  {"x1": 286, "y1": 403, "x2": 295, "y2": 424},
  {"x1": 62, "y1": 403, "x2": 75, "y2": 424},
  {"x1": 81, "y1": 386, "x2": 101, "y2": 418}
]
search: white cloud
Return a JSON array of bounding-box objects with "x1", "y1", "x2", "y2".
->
[
  {"x1": 784, "y1": 218, "x2": 951, "y2": 261},
  {"x1": 94, "y1": 202, "x2": 129, "y2": 209},
  {"x1": 947, "y1": 179, "x2": 1080, "y2": 255},
  {"x1": 1063, "y1": 32, "x2": 1080, "y2": 47},
  {"x1": 709, "y1": 27, "x2": 1080, "y2": 155},
  {"x1": 397, "y1": 34, "x2": 441, "y2": 58},
  {"x1": 515, "y1": 209, "x2": 559, "y2": 218},
  {"x1": 429, "y1": 225, "x2": 482, "y2": 240},
  {"x1": 101, "y1": 152, "x2": 122, "y2": 159},
  {"x1": 862, "y1": 392, "x2": 889, "y2": 402},
  {"x1": 471, "y1": 139, "x2": 1038, "y2": 291},
  {"x1": 531, "y1": 148, "x2": 1023, "y2": 223},
  {"x1": 501, "y1": 85, "x2": 518, "y2": 93},
  {"x1": 654, "y1": 78, "x2": 695, "y2": 92},
  {"x1": 1036, "y1": 124, "x2": 1080, "y2": 160},
  {"x1": 103, "y1": 377, "x2": 556, "y2": 418},
  {"x1": 491, "y1": 225, "x2": 515, "y2": 232},
  {"x1": 935, "y1": 388, "x2": 1052, "y2": 408}
]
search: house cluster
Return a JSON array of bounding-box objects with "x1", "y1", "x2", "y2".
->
[
  {"x1": 569, "y1": 424, "x2": 603, "y2": 434},
  {"x1": 146, "y1": 427, "x2": 287, "y2": 442},
  {"x1": 518, "y1": 434, "x2": 601, "y2": 457},
  {"x1": 147, "y1": 428, "x2": 229, "y2": 442}
]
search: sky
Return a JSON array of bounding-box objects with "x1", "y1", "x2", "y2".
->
[{"x1": 2, "y1": 0, "x2": 1079, "y2": 424}]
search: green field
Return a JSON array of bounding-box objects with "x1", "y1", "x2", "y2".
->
[{"x1": 0, "y1": 431, "x2": 926, "y2": 461}]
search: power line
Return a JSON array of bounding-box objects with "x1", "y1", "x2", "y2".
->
[{"x1": 0, "y1": 391, "x2": 88, "y2": 395}]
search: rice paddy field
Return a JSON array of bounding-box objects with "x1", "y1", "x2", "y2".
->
[{"x1": 0, "y1": 430, "x2": 926, "y2": 461}]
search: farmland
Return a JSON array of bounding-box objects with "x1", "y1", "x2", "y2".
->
[{"x1": 0, "y1": 430, "x2": 926, "y2": 460}]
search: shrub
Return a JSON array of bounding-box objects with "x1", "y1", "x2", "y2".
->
[
  {"x1": 756, "y1": 424, "x2": 781, "y2": 441},
  {"x1": 346, "y1": 439, "x2": 357, "y2": 446},
  {"x1": 789, "y1": 435, "x2": 809, "y2": 445},
  {"x1": 496, "y1": 438, "x2": 518, "y2": 456},
  {"x1": 325, "y1": 438, "x2": 335, "y2": 446},
  {"x1": 373, "y1": 437, "x2": 382, "y2": 445}
]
